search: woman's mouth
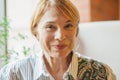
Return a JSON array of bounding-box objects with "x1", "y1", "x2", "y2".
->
[{"x1": 52, "y1": 45, "x2": 67, "y2": 50}]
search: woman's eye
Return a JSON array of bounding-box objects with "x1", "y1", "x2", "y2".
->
[
  {"x1": 45, "y1": 25, "x2": 56, "y2": 31},
  {"x1": 64, "y1": 23, "x2": 74, "y2": 30}
]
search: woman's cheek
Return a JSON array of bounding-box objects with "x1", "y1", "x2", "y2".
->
[{"x1": 43, "y1": 35, "x2": 53, "y2": 51}]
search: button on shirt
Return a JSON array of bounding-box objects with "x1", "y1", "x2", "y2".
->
[{"x1": 0, "y1": 52, "x2": 78, "y2": 80}]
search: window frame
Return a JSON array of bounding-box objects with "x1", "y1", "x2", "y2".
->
[{"x1": 0, "y1": 0, "x2": 6, "y2": 19}]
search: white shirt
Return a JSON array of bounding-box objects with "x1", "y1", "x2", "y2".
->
[
  {"x1": 0, "y1": 52, "x2": 78, "y2": 80},
  {"x1": 0, "y1": 52, "x2": 116, "y2": 80}
]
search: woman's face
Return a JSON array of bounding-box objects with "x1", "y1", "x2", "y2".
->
[{"x1": 37, "y1": 7, "x2": 77, "y2": 58}]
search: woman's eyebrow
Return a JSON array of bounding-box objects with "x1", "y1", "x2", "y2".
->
[
  {"x1": 46, "y1": 21, "x2": 56, "y2": 24},
  {"x1": 65, "y1": 20, "x2": 72, "y2": 23},
  {"x1": 45, "y1": 20, "x2": 72, "y2": 24}
]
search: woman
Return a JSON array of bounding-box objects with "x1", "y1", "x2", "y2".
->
[{"x1": 0, "y1": 0, "x2": 116, "y2": 80}]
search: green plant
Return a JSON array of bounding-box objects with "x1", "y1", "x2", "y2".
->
[
  {"x1": 0, "y1": 17, "x2": 31, "y2": 66},
  {"x1": 11, "y1": 33, "x2": 31, "y2": 57},
  {"x1": 0, "y1": 17, "x2": 10, "y2": 65}
]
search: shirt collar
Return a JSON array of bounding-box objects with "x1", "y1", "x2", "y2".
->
[
  {"x1": 33, "y1": 51, "x2": 46, "y2": 79},
  {"x1": 34, "y1": 51, "x2": 79, "y2": 80}
]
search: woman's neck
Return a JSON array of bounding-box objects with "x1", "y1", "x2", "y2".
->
[{"x1": 43, "y1": 52, "x2": 73, "y2": 79}]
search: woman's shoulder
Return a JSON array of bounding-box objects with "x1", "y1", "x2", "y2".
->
[
  {"x1": 78, "y1": 55, "x2": 105, "y2": 68},
  {"x1": 0, "y1": 54, "x2": 36, "y2": 75},
  {"x1": 76, "y1": 53, "x2": 116, "y2": 80},
  {"x1": 76, "y1": 53, "x2": 112, "y2": 71}
]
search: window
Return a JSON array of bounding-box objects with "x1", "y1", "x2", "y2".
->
[
  {"x1": 0, "y1": 0, "x2": 5, "y2": 20},
  {"x1": 0, "y1": 0, "x2": 38, "y2": 66},
  {"x1": 0, "y1": 0, "x2": 6, "y2": 68}
]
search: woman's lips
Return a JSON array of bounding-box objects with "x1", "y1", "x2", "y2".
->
[{"x1": 52, "y1": 45, "x2": 67, "y2": 50}]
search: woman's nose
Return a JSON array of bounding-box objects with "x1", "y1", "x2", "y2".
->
[{"x1": 54, "y1": 29, "x2": 66, "y2": 41}]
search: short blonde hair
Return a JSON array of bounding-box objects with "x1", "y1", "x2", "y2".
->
[{"x1": 30, "y1": 0, "x2": 80, "y2": 36}]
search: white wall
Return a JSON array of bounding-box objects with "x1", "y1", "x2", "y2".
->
[
  {"x1": 6, "y1": 0, "x2": 38, "y2": 28},
  {"x1": 78, "y1": 21, "x2": 120, "y2": 80}
]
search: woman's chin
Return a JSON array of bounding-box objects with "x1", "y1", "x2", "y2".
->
[{"x1": 50, "y1": 50, "x2": 70, "y2": 58}]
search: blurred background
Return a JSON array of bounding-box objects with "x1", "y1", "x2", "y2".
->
[
  {"x1": 71, "y1": 0, "x2": 119, "y2": 22},
  {"x1": 0, "y1": 0, "x2": 120, "y2": 79}
]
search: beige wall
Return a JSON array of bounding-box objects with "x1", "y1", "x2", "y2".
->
[
  {"x1": 71, "y1": 0, "x2": 119, "y2": 22},
  {"x1": 70, "y1": 0, "x2": 91, "y2": 22},
  {"x1": 91, "y1": 0, "x2": 119, "y2": 21},
  {"x1": 119, "y1": 0, "x2": 120, "y2": 19}
]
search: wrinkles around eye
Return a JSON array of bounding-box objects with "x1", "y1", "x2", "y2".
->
[{"x1": 45, "y1": 24, "x2": 57, "y2": 31}]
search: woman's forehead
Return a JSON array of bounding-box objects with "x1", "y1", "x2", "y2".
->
[
  {"x1": 40, "y1": 7, "x2": 71, "y2": 22},
  {"x1": 37, "y1": 8, "x2": 72, "y2": 29}
]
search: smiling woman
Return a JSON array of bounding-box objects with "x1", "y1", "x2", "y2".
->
[
  {"x1": 35, "y1": 7, "x2": 78, "y2": 58},
  {"x1": 0, "y1": 0, "x2": 116, "y2": 80}
]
